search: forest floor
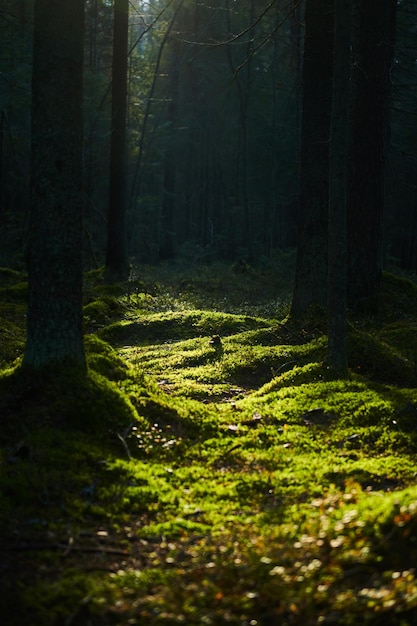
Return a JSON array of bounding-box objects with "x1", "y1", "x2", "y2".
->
[{"x1": 2, "y1": 254, "x2": 417, "y2": 625}]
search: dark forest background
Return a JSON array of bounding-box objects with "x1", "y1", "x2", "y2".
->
[
  {"x1": 1, "y1": 0, "x2": 415, "y2": 270},
  {"x1": 0, "y1": 0, "x2": 416, "y2": 387}
]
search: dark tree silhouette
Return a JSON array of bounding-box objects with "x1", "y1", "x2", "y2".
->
[
  {"x1": 105, "y1": 0, "x2": 130, "y2": 280},
  {"x1": 159, "y1": 37, "x2": 180, "y2": 260},
  {"x1": 347, "y1": 0, "x2": 396, "y2": 305},
  {"x1": 291, "y1": 0, "x2": 334, "y2": 322},
  {"x1": 23, "y1": 0, "x2": 86, "y2": 370},
  {"x1": 327, "y1": 0, "x2": 351, "y2": 375}
]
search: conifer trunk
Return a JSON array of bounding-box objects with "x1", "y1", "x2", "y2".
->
[
  {"x1": 347, "y1": 0, "x2": 396, "y2": 306},
  {"x1": 291, "y1": 0, "x2": 334, "y2": 322},
  {"x1": 24, "y1": 0, "x2": 85, "y2": 370},
  {"x1": 327, "y1": 0, "x2": 351, "y2": 375},
  {"x1": 105, "y1": 0, "x2": 130, "y2": 280}
]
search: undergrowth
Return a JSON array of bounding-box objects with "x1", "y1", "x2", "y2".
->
[{"x1": 2, "y1": 260, "x2": 417, "y2": 625}]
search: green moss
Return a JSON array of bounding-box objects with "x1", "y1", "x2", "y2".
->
[
  {"x1": 83, "y1": 295, "x2": 128, "y2": 331},
  {"x1": 99, "y1": 309, "x2": 269, "y2": 345},
  {"x1": 0, "y1": 270, "x2": 27, "y2": 367},
  {"x1": 379, "y1": 271, "x2": 417, "y2": 321},
  {"x1": 3, "y1": 262, "x2": 417, "y2": 626},
  {"x1": 18, "y1": 570, "x2": 109, "y2": 626},
  {"x1": 139, "y1": 518, "x2": 211, "y2": 539},
  {"x1": 380, "y1": 320, "x2": 417, "y2": 359},
  {"x1": 0, "y1": 267, "x2": 25, "y2": 285},
  {"x1": 0, "y1": 363, "x2": 143, "y2": 438},
  {"x1": 118, "y1": 331, "x2": 328, "y2": 401},
  {"x1": 85, "y1": 334, "x2": 130, "y2": 380},
  {"x1": 0, "y1": 318, "x2": 25, "y2": 367},
  {"x1": 348, "y1": 328, "x2": 416, "y2": 385},
  {"x1": 0, "y1": 280, "x2": 28, "y2": 301}
]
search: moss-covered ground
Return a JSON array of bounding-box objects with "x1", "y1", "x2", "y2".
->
[{"x1": 2, "y1": 257, "x2": 417, "y2": 625}]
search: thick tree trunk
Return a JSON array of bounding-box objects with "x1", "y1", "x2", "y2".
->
[
  {"x1": 327, "y1": 0, "x2": 351, "y2": 375},
  {"x1": 347, "y1": 0, "x2": 396, "y2": 306},
  {"x1": 23, "y1": 0, "x2": 85, "y2": 370},
  {"x1": 105, "y1": 0, "x2": 130, "y2": 280},
  {"x1": 291, "y1": 0, "x2": 334, "y2": 322}
]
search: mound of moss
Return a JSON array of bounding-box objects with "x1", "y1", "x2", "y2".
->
[
  {"x1": 0, "y1": 318, "x2": 25, "y2": 368},
  {"x1": 0, "y1": 269, "x2": 27, "y2": 368},
  {"x1": 378, "y1": 272, "x2": 417, "y2": 322},
  {"x1": 0, "y1": 364, "x2": 142, "y2": 439},
  {"x1": 85, "y1": 334, "x2": 130, "y2": 381},
  {"x1": 348, "y1": 329, "x2": 416, "y2": 386},
  {"x1": 3, "y1": 262, "x2": 417, "y2": 626},
  {"x1": 99, "y1": 309, "x2": 270, "y2": 346}
]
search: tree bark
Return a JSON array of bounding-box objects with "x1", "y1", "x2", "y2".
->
[
  {"x1": 291, "y1": 0, "x2": 334, "y2": 322},
  {"x1": 23, "y1": 0, "x2": 86, "y2": 370},
  {"x1": 105, "y1": 0, "x2": 130, "y2": 280},
  {"x1": 347, "y1": 0, "x2": 396, "y2": 306},
  {"x1": 159, "y1": 38, "x2": 180, "y2": 260},
  {"x1": 327, "y1": 0, "x2": 351, "y2": 375}
]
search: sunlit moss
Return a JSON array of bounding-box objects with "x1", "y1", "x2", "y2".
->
[
  {"x1": 0, "y1": 271, "x2": 27, "y2": 368},
  {"x1": 85, "y1": 333, "x2": 130, "y2": 380},
  {"x1": 0, "y1": 318, "x2": 25, "y2": 367},
  {"x1": 99, "y1": 309, "x2": 269, "y2": 346},
  {"x1": 3, "y1": 263, "x2": 417, "y2": 626}
]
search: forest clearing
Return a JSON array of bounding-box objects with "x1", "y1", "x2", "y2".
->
[{"x1": 2, "y1": 260, "x2": 417, "y2": 625}]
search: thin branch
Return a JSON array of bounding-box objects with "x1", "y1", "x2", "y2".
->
[
  {"x1": 128, "y1": 0, "x2": 177, "y2": 57},
  {"x1": 175, "y1": 0, "x2": 281, "y2": 48}
]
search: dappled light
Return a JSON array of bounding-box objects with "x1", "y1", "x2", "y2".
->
[
  {"x1": 1, "y1": 0, "x2": 417, "y2": 623},
  {"x1": 2, "y1": 264, "x2": 417, "y2": 624}
]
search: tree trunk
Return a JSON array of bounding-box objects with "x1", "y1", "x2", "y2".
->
[
  {"x1": 291, "y1": 0, "x2": 334, "y2": 322},
  {"x1": 225, "y1": 0, "x2": 254, "y2": 260},
  {"x1": 327, "y1": 0, "x2": 351, "y2": 375},
  {"x1": 159, "y1": 38, "x2": 180, "y2": 260},
  {"x1": 23, "y1": 0, "x2": 86, "y2": 370},
  {"x1": 347, "y1": 0, "x2": 396, "y2": 306},
  {"x1": 105, "y1": 0, "x2": 130, "y2": 281}
]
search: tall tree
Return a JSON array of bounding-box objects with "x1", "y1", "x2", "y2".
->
[
  {"x1": 226, "y1": 0, "x2": 256, "y2": 259},
  {"x1": 327, "y1": 0, "x2": 351, "y2": 374},
  {"x1": 159, "y1": 36, "x2": 180, "y2": 260},
  {"x1": 290, "y1": 0, "x2": 334, "y2": 322},
  {"x1": 0, "y1": 0, "x2": 32, "y2": 250},
  {"x1": 23, "y1": 0, "x2": 86, "y2": 370},
  {"x1": 347, "y1": 0, "x2": 396, "y2": 305},
  {"x1": 105, "y1": 0, "x2": 130, "y2": 280},
  {"x1": 387, "y1": 0, "x2": 417, "y2": 272},
  {"x1": 83, "y1": 0, "x2": 114, "y2": 262}
]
